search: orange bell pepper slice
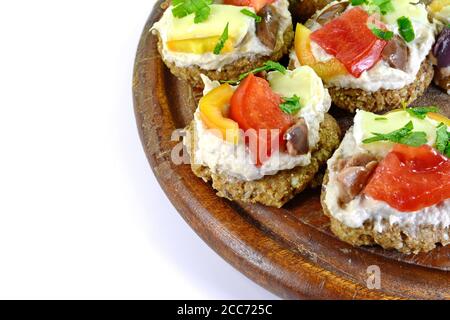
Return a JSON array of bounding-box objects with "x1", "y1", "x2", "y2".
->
[
  {"x1": 199, "y1": 84, "x2": 239, "y2": 144},
  {"x1": 294, "y1": 23, "x2": 347, "y2": 81}
]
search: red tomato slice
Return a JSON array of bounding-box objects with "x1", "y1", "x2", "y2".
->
[
  {"x1": 310, "y1": 7, "x2": 387, "y2": 78},
  {"x1": 230, "y1": 73, "x2": 294, "y2": 165},
  {"x1": 364, "y1": 144, "x2": 450, "y2": 212},
  {"x1": 223, "y1": 0, "x2": 275, "y2": 12}
]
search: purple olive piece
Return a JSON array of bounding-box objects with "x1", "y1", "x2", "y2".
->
[{"x1": 433, "y1": 27, "x2": 450, "y2": 68}]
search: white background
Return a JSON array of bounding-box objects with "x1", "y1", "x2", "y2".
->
[{"x1": 0, "y1": 0, "x2": 277, "y2": 299}]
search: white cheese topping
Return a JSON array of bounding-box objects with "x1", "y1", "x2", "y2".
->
[
  {"x1": 185, "y1": 69, "x2": 331, "y2": 181},
  {"x1": 151, "y1": 0, "x2": 292, "y2": 71},
  {"x1": 291, "y1": 0, "x2": 436, "y2": 92},
  {"x1": 324, "y1": 112, "x2": 450, "y2": 232}
]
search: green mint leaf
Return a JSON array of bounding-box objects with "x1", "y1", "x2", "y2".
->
[
  {"x1": 240, "y1": 9, "x2": 261, "y2": 22},
  {"x1": 406, "y1": 106, "x2": 439, "y2": 119},
  {"x1": 213, "y1": 23, "x2": 229, "y2": 55},
  {"x1": 436, "y1": 123, "x2": 449, "y2": 154},
  {"x1": 397, "y1": 16, "x2": 415, "y2": 42},
  {"x1": 238, "y1": 60, "x2": 286, "y2": 81},
  {"x1": 371, "y1": 27, "x2": 394, "y2": 40},
  {"x1": 280, "y1": 95, "x2": 302, "y2": 114}
]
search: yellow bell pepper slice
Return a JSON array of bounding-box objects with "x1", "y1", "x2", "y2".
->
[
  {"x1": 199, "y1": 84, "x2": 239, "y2": 144},
  {"x1": 294, "y1": 23, "x2": 348, "y2": 81},
  {"x1": 167, "y1": 36, "x2": 234, "y2": 54}
]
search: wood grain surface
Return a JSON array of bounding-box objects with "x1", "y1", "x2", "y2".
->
[{"x1": 133, "y1": 1, "x2": 450, "y2": 299}]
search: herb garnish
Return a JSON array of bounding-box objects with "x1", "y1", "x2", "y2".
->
[
  {"x1": 240, "y1": 9, "x2": 261, "y2": 22},
  {"x1": 370, "y1": 26, "x2": 394, "y2": 40},
  {"x1": 172, "y1": 0, "x2": 213, "y2": 23},
  {"x1": 375, "y1": 117, "x2": 388, "y2": 120},
  {"x1": 351, "y1": 0, "x2": 368, "y2": 5},
  {"x1": 213, "y1": 23, "x2": 229, "y2": 55},
  {"x1": 397, "y1": 16, "x2": 415, "y2": 42},
  {"x1": 220, "y1": 61, "x2": 286, "y2": 84},
  {"x1": 406, "y1": 106, "x2": 439, "y2": 119},
  {"x1": 435, "y1": 123, "x2": 450, "y2": 157},
  {"x1": 280, "y1": 95, "x2": 302, "y2": 114},
  {"x1": 362, "y1": 121, "x2": 427, "y2": 147},
  {"x1": 239, "y1": 60, "x2": 286, "y2": 80}
]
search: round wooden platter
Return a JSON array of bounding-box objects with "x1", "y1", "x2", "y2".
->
[{"x1": 133, "y1": 1, "x2": 450, "y2": 300}]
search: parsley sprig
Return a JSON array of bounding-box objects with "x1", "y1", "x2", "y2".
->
[
  {"x1": 405, "y1": 106, "x2": 439, "y2": 119},
  {"x1": 240, "y1": 9, "x2": 261, "y2": 22},
  {"x1": 239, "y1": 61, "x2": 286, "y2": 80},
  {"x1": 172, "y1": 0, "x2": 213, "y2": 24},
  {"x1": 362, "y1": 121, "x2": 427, "y2": 147},
  {"x1": 213, "y1": 23, "x2": 229, "y2": 55},
  {"x1": 351, "y1": 0, "x2": 368, "y2": 5},
  {"x1": 370, "y1": 26, "x2": 394, "y2": 40},
  {"x1": 222, "y1": 61, "x2": 287, "y2": 84},
  {"x1": 435, "y1": 123, "x2": 450, "y2": 158},
  {"x1": 280, "y1": 95, "x2": 302, "y2": 114},
  {"x1": 397, "y1": 16, "x2": 415, "y2": 42}
]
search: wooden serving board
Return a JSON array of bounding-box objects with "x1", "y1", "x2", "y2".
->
[{"x1": 133, "y1": 1, "x2": 450, "y2": 299}]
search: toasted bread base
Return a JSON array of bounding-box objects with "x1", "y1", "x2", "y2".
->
[
  {"x1": 156, "y1": 26, "x2": 294, "y2": 87},
  {"x1": 188, "y1": 114, "x2": 341, "y2": 208},
  {"x1": 327, "y1": 58, "x2": 434, "y2": 113},
  {"x1": 321, "y1": 172, "x2": 450, "y2": 254}
]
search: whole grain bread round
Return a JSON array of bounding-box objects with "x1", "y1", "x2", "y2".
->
[
  {"x1": 156, "y1": 26, "x2": 294, "y2": 87},
  {"x1": 188, "y1": 114, "x2": 341, "y2": 208},
  {"x1": 328, "y1": 57, "x2": 434, "y2": 113},
  {"x1": 320, "y1": 172, "x2": 450, "y2": 254}
]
